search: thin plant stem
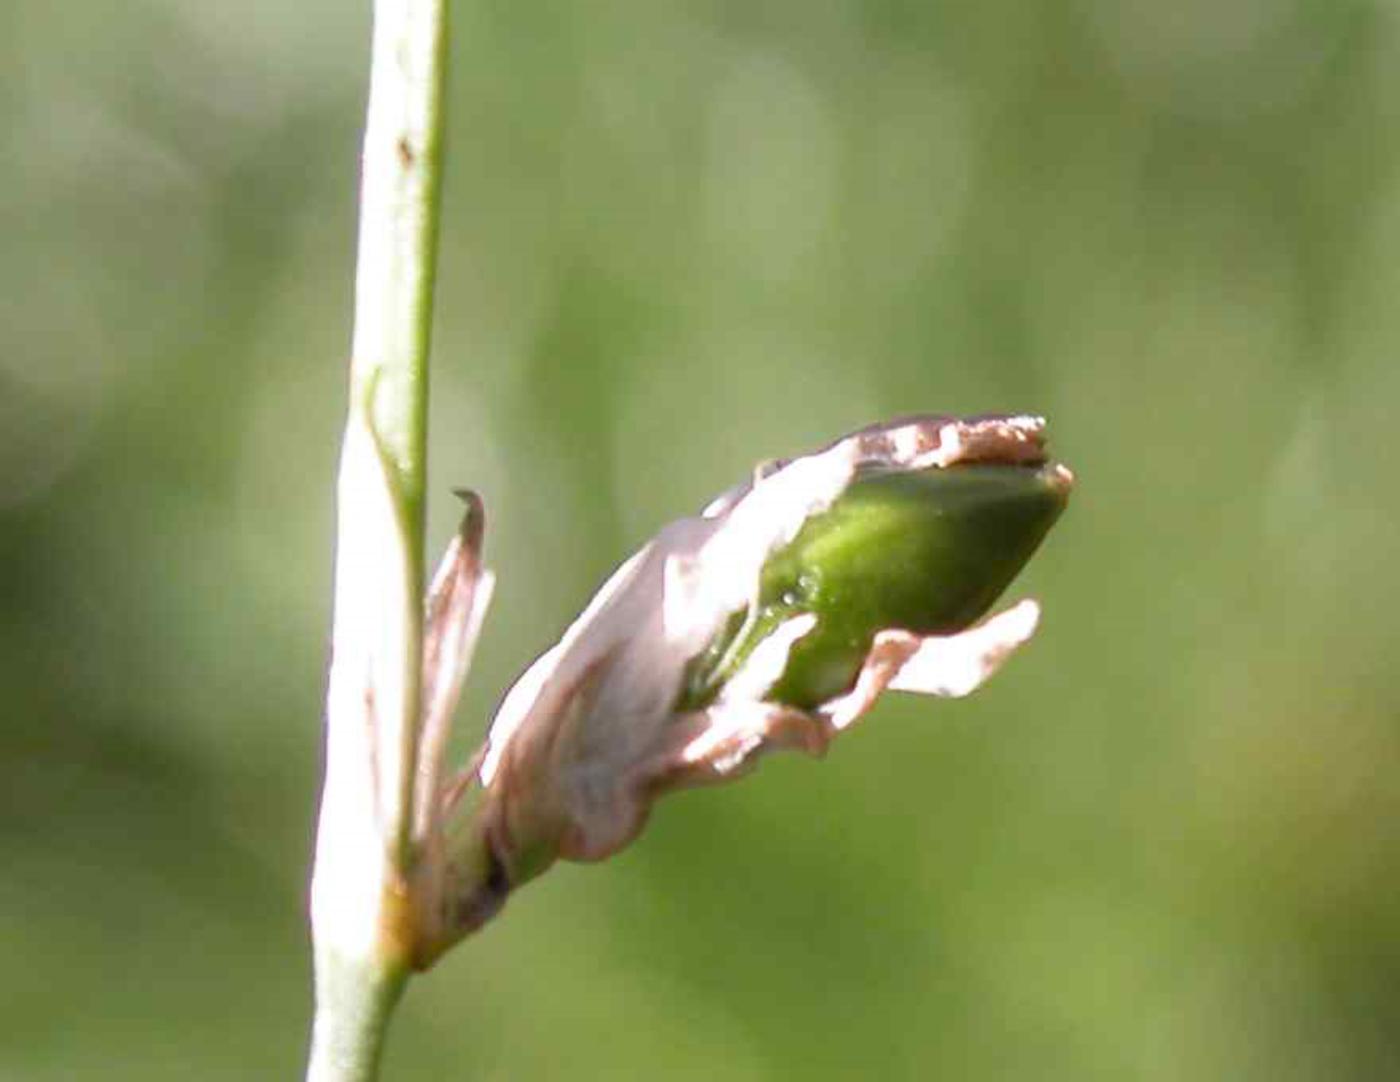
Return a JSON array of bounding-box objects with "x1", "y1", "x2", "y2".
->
[
  {"x1": 307, "y1": 0, "x2": 449, "y2": 1078},
  {"x1": 306, "y1": 953, "x2": 409, "y2": 1082}
]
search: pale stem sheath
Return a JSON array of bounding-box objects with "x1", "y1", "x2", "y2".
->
[{"x1": 306, "y1": 0, "x2": 449, "y2": 1079}]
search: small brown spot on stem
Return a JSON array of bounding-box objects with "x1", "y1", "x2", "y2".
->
[{"x1": 397, "y1": 136, "x2": 414, "y2": 167}]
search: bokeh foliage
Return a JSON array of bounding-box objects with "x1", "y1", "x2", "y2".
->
[{"x1": 3, "y1": 0, "x2": 1399, "y2": 1077}]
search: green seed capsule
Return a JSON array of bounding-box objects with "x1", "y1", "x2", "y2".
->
[{"x1": 681, "y1": 462, "x2": 1070, "y2": 711}]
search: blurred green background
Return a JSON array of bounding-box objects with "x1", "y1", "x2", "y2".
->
[{"x1": 4, "y1": 0, "x2": 1399, "y2": 1078}]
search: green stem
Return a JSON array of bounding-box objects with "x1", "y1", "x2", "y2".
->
[
  {"x1": 307, "y1": 952, "x2": 410, "y2": 1082},
  {"x1": 308, "y1": 0, "x2": 449, "y2": 1078}
]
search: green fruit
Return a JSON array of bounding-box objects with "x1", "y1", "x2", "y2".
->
[{"x1": 680, "y1": 462, "x2": 1070, "y2": 711}]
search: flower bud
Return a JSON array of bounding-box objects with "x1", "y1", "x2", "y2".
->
[{"x1": 444, "y1": 415, "x2": 1072, "y2": 940}]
